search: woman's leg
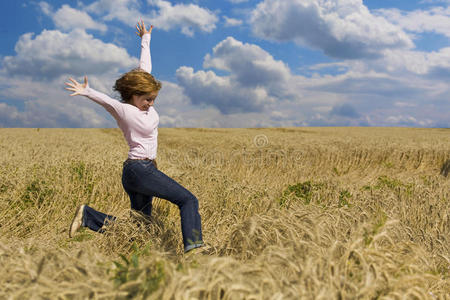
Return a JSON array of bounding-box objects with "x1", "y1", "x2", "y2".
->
[
  {"x1": 122, "y1": 161, "x2": 203, "y2": 252},
  {"x1": 82, "y1": 205, "x2": 116, "y2": 232},
  {"x1": 123, "y1": 185, "x2": 153, "y2": 217},
  {"x1": 79, "y1": 192, "x2": 150, "y2": 234}
]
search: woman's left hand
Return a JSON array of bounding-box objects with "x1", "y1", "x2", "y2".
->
[{"x1": 136, "y1": 20, "x2": 153, "y2": 37}]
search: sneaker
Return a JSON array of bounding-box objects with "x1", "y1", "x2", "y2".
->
[
  {"x1": 184, "y1": 243, "x2": 214, "y2": 258},
  {"x1": 69, "y1": 204, "x2": 85, "y2": 238}
]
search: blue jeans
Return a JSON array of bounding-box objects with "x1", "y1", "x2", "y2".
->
[{"x1": 82, "y1": 160, "x2": 204, "y2": 253}]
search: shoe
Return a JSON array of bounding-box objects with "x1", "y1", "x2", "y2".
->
[
  {"x1": 184, "y1": 243, "x2": 214, "y2": 258},
  {"x1": 69, "y1": 205, "x2": 85, "y2": 238}
]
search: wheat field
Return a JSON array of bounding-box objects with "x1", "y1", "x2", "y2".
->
[{"x1": 0, "y1": 127, "x2": 448, "y2": 299}]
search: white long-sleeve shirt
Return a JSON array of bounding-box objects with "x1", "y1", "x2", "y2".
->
[{"x1": 79, "y1": 33, "x2": 159, "y2": 160}]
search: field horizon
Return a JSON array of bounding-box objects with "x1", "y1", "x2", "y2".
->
[{"x1": 0, "y1": 127, "x2": 448, "y2": 299}]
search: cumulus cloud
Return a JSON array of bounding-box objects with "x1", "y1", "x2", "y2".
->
[
  {"x1": 370, "y1": 47, "x2": 450, "y2": 80},
  {"x1": 2, "y1": 29, "x2": 137, "y2": 80},
  {"x1": 85, "y1": 0, "x2": 218, "y2": 36},
  {"x1": 175, "y1": 35, "x2": 449, "y2": 126},
  {"x1": 147, "y1": 0, "x2": 218, "y2": 36},
  {"x1": 39, "y1": 2, "x2": 107, "y2": 32},
  {"x1": 0, "y1": 25, "x2": 142, "y2": 128},
  {"x1": 377, "y1": 6, "x2": 450, "y2": 38},
  {"x1": 223, "y1": 16, "x2": 243, "y2": 27},
  {"x1": 2, "y1": 3, "x2": 448, "y2": 129},
  {"x1": 84, "y1": 0, "x2": 141, "y2": 25},
  {"x1": 176, "y1": 66, "x2": 274, "y2": 114},
  {"x1": 203, "y1": 37, "x2": 291, "y2": 89},
  {"x1": 0, "y1": 75, "x2": 117, "y2": 128},
  {"x1": 250, "y1": 0, "x2": 413, "y2": 59},
  {"x1": 175, "y1": 37, "x2": 298, "y2": 114}
]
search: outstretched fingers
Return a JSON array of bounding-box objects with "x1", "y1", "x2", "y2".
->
[
  {"x1": 64, "y1": 84, "x2": 78, "y2": 96},
  {"x1": 136, "y1": 19, "x2": 144, "y2": 36},
  {"x1": 64, "y1": 81, "x2": 76, "y2": 91},
  {"x1": 64, "y1": 87, "x2": 78, "y2": 96},
  {"x1": 64, "y1": 77, "x2": 87, "y2": 96},
  {"x1": 135, "y1": 19, "x2": 153, "y2": 37}
]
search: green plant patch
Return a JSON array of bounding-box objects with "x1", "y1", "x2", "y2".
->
[
  {"x1": 71, "y1": 161, "x2": 87, "y2": 181},
  {"x1": 109, "y1": 243, "x2": 165, "y2": 298},
  {"x1": 278, "y1": 181, "x2": 323, "y2": 207},
  {"x1": 70, "y1": 161, "x2": 95, "y2": 194},
  {"x1": 363, "y1": 210, "x2": 387, "y2": 246},
  {"x1": 362, "y1": 176, "x2": 414, "y2": 194},
  {"x1": 338, "y1": 190, "x2": 352, "y2": 207},
  {"x1": 71, "y1": 228, "x2": 94, "y2": 242},
  {"x1": 20, "y1": 179, "x2": 54, "y2": 209}
]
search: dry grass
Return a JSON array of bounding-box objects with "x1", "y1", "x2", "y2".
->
[{"x1": 0, "y1": 127, "x2": 448, "y2": 299}]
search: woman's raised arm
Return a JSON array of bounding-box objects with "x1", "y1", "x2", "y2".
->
[
  {"x1": 136, "y1": 20, "x2": 153, "y2": 74},
  {"x1": 64, "y1": 76, "x2": 125, "y2": 121}
]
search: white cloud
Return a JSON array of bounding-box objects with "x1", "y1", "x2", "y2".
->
[
  {"x1": 175, "y1": 35, "x2": 449, "y2": 127},
  {"x1": 2, "y1": 29, "x2": 137, "y2": 80},
  {"x1": 0, "y1": 26, "x2": 141, "y2": 128},
  {"x1": 54, "y1": 5, "x2": 107, "y2": 32},
  {"x1": 203, "y1": 37, "x2": 291, "y2": 90},
  {"x1": 385, "y1": 115, "x2": 433, "y2": 127},
  {"x1": 0, "y1": 75, "x2": 117, "y2": 128},
  {"x1": 85, "y1": 0, "x2": 141, "y2": 26},
  {"x1": 175, "y1": 37, "x2": 298, "y2": 114},
  {"x1": 377, "y1": 6, "x2": 450, "y2": 38},
  {"x1": 38, "y1": 1, "x2": 52, "y2": 15},
  {"x1": 250, "y1": 0, "x2": 413, "y2": 59},
  {"x1": 84, "y1": 0, "x2": 218, "y2": 36},
  {"x1": 155, "y1": 81, "x2": 228, "y2": 128},
  {"x1": 2, "y1": 11, "x2": 448, "y2": 129},
  {"x1": 147, "y1": 0, "x2": 218, "y2": 36},
  {"x1": 40, "y1": 2, "x2": 107, "y2": 32},
  {"x1": 386, "y1": 47, "x2": 450, "y2": 77},
  {"x1": 223, "y1": 16, "x2": 243, "y2": 27},
  {"x1": 176, "y1": 66, "x2": 274, "y2": 114}
]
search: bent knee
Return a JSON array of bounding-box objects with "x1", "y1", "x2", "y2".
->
[{"x1": 179, "y1": 192, "x2": 199, "y2": 208}]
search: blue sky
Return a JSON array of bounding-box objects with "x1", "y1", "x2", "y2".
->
[{"x1": 0, "y1": 0, "x2": 449, "y2": 128}]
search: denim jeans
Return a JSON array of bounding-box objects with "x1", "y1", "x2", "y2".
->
[{"x1": 81, "y1": 159, "x2": 204, "y2": 253}]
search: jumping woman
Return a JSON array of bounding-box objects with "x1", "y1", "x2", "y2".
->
[{"x1": 65, "y1": 21, "x2": 205, "y2": 254}]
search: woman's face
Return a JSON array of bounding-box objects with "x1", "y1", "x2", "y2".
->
[{"x1": 131, "y1": 91, "x2": 159, "y2": 111}]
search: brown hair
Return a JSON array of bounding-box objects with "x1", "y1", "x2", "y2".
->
[{"x1": 113, "y1": 69, "x2": 162, "y2": 103}]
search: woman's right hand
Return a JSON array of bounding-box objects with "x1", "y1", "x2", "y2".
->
[{"x1": 65, "y1": 76, "x2": 89, "y2": 96}]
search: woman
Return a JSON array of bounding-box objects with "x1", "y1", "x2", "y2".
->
[{"x1": 65, "y1": 21, "x2": 205, "y2": 254}]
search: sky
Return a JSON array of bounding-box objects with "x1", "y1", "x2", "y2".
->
[{"x1": 0, "y1": 0, "x2": 449, "y2": 128}]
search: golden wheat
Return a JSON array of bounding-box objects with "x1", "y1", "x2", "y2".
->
[{"x1": 0, "y1": 127, "x2": 448, "y2": 299}]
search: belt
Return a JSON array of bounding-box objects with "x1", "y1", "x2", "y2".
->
[{"x1": 124, "y1": 158, "x2": 157, "y2": 169}]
